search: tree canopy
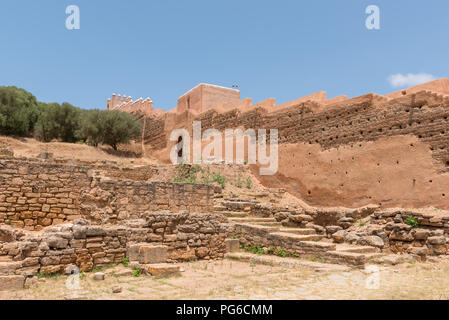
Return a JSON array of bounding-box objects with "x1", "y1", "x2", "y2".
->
[{"x1": 0, "y1": 86, "x2": 142, "y2": 149}]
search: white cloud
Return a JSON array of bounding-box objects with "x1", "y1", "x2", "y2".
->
[{"x1": 388, "y1": 73, "x2": 437, "y2": 88}]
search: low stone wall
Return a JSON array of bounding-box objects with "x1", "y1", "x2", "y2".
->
[
  {"x1": 0, "y1": 211, "x2": 226, "y2": 278},
  {"x1": 369, "y1": 209, "x2": 449, "y2": 256},
  {"x1": 319, "y1": 208, "x2": 449, "y2": 257},
  {"x1": 0, "y1": 158, "x2": 214, "y2": 230}
]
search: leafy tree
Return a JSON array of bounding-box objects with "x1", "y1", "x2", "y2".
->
[
  {"x1": 0, "y1": 86, "x2": 39, "y2": 136},
  {"x1": 0, "y1": 85, "x2": 141, "y2": 151},
  {"x1": 98, "y1": 110, "x2": 141, "y2": 150},
  {"x1": 78, "y1": 109, "x2": 103, "y2": 146},
  {"x1": 34, "y1": 102, "x2": 81, "y2": 142},
  {"x1": 57, "y1": 103, "x2": 81, "y2": 142},
  {"x1": 34, "y1": 102, "x2": 61, "y2": 142}
]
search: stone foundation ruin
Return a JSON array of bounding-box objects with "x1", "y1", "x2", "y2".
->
[{"x1": 2, "y1": 78, "x2": 449, "y2": 291}]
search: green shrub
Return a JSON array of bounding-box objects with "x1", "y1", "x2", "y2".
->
[
  {"x1": 406, "y1": 216, "x2": 419, "y2": 228},
  {"x1": 122, "y1": 257, "x2": 129, "y2": 267},
  {"x1": 275, "y1": 249, "x2": 287, "y2": 257},
  {"x1": 132, "y1": 267, "x2": 141, "y2": 277},
  {"x1": 172, "y1": 164, "x2": 201, "y2": 183},
  {"x1": 212, "y1": 173, "x2": 226, "y2": 189}
]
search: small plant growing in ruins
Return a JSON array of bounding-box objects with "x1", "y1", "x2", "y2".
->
[
  {"x1": 406, "y1": 216, "x2": 419, "y2": 228},
  {"x1": 122, "y1": 257, "x2": 129, "y2": 267},
  {"x1": 132, "y1": 267, "x2": 141, "y2": 277},
  {"x1": 231, "y1": 234, "x2": 239, "y2": 239},
  {"x1": 235, "y1": 175, "x2": 243, "y2": 188},
  {"x1": 212, "y1": 173, "x2": 226, "y2": 189},
  {"x1": 172, "y1": 163, "x2": 201, "y2": 183},
  {"x1": 246, "y1": 177, "x2": 252, "y2": 189},
  {"x1": 274, "y1": 249, "x2": 287, "y2": 258},
  {"x1": 242, "y1": 244, "x2": 265, "y2": 255},
  {"x1": 358, "y1": 219, "x2": 366, "y2": 227},
  {"x1": 200, "y1": 167, "x2": 212, "y2": 184}
]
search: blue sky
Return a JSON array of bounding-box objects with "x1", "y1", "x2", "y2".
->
[{"x1": 1, "y1": 0, "x2": 448, "y2": 110}]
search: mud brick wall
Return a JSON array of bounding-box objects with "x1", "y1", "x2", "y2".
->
[
  {"x1": 0, "y1": 158, "x2": 215, "y2": 230},
  {"x1": 143, "y1": 91, "x2": 449, "y2": 170},
  {"x1": 194, "y1": 92, "x2": 449, "y2": 168},
  {"x1": 0, "y1": 212, "x2": 226, "y2": 277}
]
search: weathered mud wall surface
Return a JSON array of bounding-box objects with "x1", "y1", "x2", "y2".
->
[{"x1": 141, "y1": 91, "x2": 449, "y2": 209}]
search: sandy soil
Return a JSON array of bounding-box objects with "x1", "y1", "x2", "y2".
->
[{"x1": 2, "y1": 259, "x2": 449, "y2": 300}]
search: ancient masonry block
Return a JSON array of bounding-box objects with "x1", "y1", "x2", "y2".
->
[
  {"x1": 143, "y1": 263, "x2": 181, "y2": 278},
  {"x1": 225, "y1": 239, "x2": 240, "y2": 252},
  {"x1": 127, "y1": 243, "x2": 148, "y2": 262},
  {"x1": 138, "y1": 245, "x2": 168, "y2": 264},
  {"x1": 0, "y1": 275, "x2": 25, "y2": 291}
]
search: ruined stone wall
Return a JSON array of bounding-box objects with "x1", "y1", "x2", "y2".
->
[
  {"x1": 0, "y1": 158, "x2": 214, "y2": 230},
  {"x1": 0, "y1": 159, "x2": 89, "y2": 230},
  {"x1": 88, "y1": 177, "x2": 214, "y2": 223},
  {"x1": 0, "y1": 211, "x2": 226, "y2": 277}
]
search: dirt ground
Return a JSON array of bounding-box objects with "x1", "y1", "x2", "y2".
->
[
  {"x1": 2, "y1": 258, "x2": 449, "y2": 300},
  {"x1": 0, "y1": 136, "x2": 156, "y2": 166}
]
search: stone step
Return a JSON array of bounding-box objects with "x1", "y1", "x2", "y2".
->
[
  {"x1": 0, "y1": 261, "x2": 22, "y2": 276},
  {"x1": 142, "y1": 263, "x2": 181, "y2": 278},
  {"x1": 217, "y1": 211, "x2": 248, "y2": 218},
  {"x1": 335, "y1": 244, "x2": 379, "y2": 254},
  {"x1": 324, "y1": 251, "x2": 384, "y2": 267},
  {"x1": 269, "y1": 232, "x2": 323, "y2": 242},
  {"x1": 228, "y1": 217, "x2": 277, "y2": 223},
  {"x1": 296, "y1": 240, "x2": 337, "y2": 252},
  {"x1": 223, "y1": 198, "x2": 257, "y2": 203},
  {"x1": 278, "y1": 228, "x2": 316, "y2": 235},
  {"x1": 233, "y1": 223, "x2": 281, "y2": 233},
  {"x1": 0, "y1": 275, "x2": 25, "y2": 291},
  {"x1": 213, "y1": 205, "x2": 227, "y2": 212},
  {"x1": 0, "y1": 256, "x2": 13, "y2": 263},
  {"x1": 225, "y1": 252, "x2": 351, "y2": 272},
  {"x1": 253, "y1": 222, "x2": 283, "y2": 227}
]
